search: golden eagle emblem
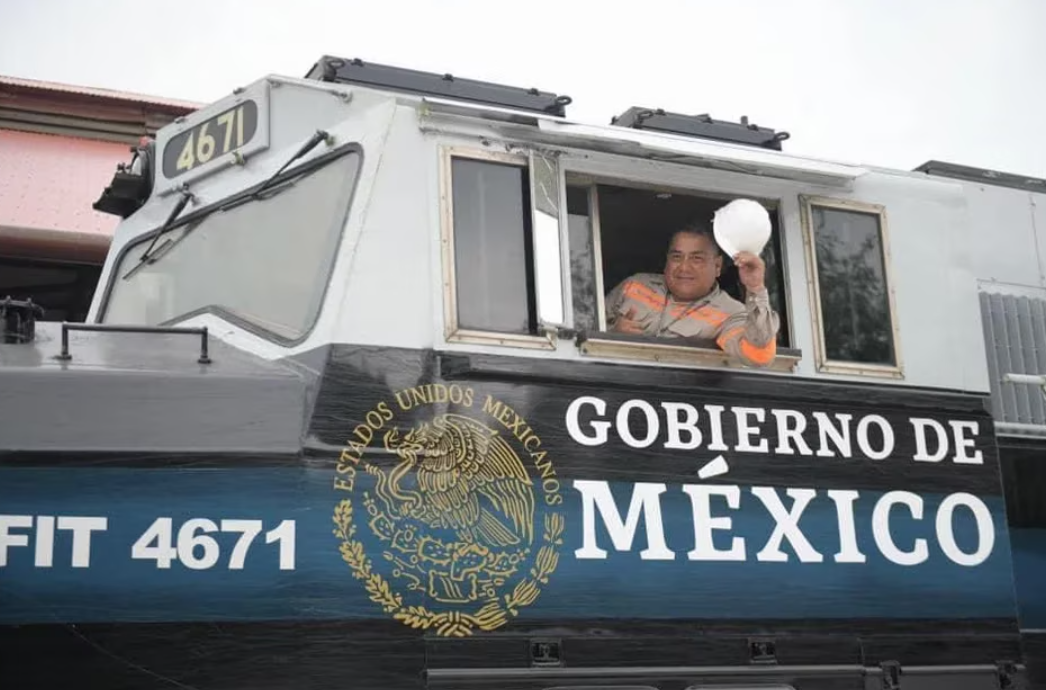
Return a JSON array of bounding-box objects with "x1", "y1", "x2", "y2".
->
[
  {"x1": 332, "y1": 407, "x2": 563, "y2": 637},
  {"x1": 378, "y1": 414, "x2": 536, "y2": 550}
]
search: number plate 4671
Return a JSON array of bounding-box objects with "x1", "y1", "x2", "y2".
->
[{"x1": 161, "y1": 100, "x2": 260, "y2": 179}]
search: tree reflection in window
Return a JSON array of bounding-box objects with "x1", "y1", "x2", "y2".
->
[
  {"x1": 812, "y1": 205, "x2": 895, "y2": 366},
  {"x1": 566, "y1": 185, "x2": 599, "y2": 332}
]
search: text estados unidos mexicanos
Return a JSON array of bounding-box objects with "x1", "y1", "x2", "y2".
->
[
  {"x1": 0, "y1": 516, "x2": 295, "y2": 570},
  {"x1": 564, "y1": 396, "x2": 997, "y2": 568}
]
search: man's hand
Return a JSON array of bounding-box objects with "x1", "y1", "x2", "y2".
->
[
  {"x1": 734, "y1": 251, "x2": 766, "y2": 293},
  {"x1": 613, "y1": 306, "x2": 646, "y2": 335}
]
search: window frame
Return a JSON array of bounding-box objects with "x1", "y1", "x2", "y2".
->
[
  {"x1": 438, "y1": 143, "x2": 806, "y2": 373},
  {"x1": 583, "y1": 182, "x2": 609, "y2": 333},
  {"x1": 97, "y1": 143, "x2": 363, "y2": 347},
  {"x1": 799, "y1": 194, "x2": 904, "y2": 379},
  {"x1": 438, "y1": 144, "x2": 556, "y2": 350},
  {"x1": 564, "y1": 170, "x2": 802, "y2": 374}
]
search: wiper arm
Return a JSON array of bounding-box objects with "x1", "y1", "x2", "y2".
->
[
  {"x1": 120, "y1": 130, "x2": 332, "y2": 281},
  {"x1": 251, "y1": 129, "x2": 333, "y2": 199},
  {"x1": 121, "y1": 187, "x2": 196, "y2": 280}
]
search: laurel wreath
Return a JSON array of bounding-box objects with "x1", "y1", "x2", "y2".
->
[{"x1": 333, "y1": 498, "x2": 563, "y2": 637}]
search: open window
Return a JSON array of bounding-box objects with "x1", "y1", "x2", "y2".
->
[
  {"x1": 567, "y1": 176, "x2": 799, "y2": 372},
  {"x1": 439, "y1": 146, "x2": 801, "y2": 372},
  {"x1": 800, "y1": 195, "x2": 902, "y2": 378}
]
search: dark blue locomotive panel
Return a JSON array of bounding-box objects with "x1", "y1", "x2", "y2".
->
[{"x1": 0, "y1": 345, "x2": 1025, "y2": 688}]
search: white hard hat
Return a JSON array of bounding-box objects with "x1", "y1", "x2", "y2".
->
[{"x1": 712, "y1": 198, "x2": 772, "y2": 257}]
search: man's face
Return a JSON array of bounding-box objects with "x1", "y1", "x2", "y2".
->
[{"x1": 663, "y1": 231, "x2": 722, "y2": 302}]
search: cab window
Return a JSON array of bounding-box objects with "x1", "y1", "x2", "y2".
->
[
  {"x1": 441, "y1": 146, "x2": 565, "y2": 350},
  {"x1": 567, "y1": 178, "x2": 791, "y2": 349},
  {"x1": 440, "y1": 143, "x2": 909, "y2": 380},
  {"x1": 446, "y1": 153, "x2": 535, "y2": 336},
  {"x1": 801, "y1": 195, "x2": 901, "y2": 377},
  {"x1": 102, "y1": 148, "x2": 361, "y2": 343}
]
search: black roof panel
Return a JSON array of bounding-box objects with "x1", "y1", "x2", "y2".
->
[{"x1": 305, "y1": 55, "x2": 572, "y2": 117}]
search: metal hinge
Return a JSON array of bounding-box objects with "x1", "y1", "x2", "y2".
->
[
  {"x1": 529, "y1": 638, "x2": 562, "y2": 667},
  {"x1": 996, "y1": 660, "x2": 1018, "y2": 689},
  {"x1": 748, "y1": 637, "x2": 777, "y2": 665},
  {"x1": 880, "y1": 660, "x2": 901, "y2": 690},
  {"x1": 1003, "y1": 373, "x2": 1046, "y2": 404}
]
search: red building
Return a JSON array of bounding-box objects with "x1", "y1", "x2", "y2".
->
[{"x1": 0, "y1": 76, "x2": 200, "y2": 321}]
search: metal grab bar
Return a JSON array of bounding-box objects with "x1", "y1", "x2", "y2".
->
[{"x1": 55, "y1": 323, "x2": 211, "y2": 364}]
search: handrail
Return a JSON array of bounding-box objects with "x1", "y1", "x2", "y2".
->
[{"x1": 55, "y1": 322, "x2": 211, "y2": 364}]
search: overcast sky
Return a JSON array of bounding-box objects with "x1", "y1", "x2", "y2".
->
[{"x1": 2, "y1": 0, "x2": 1044, "y2": 178}]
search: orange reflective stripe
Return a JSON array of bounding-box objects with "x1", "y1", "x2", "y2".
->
[
  {"x1": 627, "y1": 281, "x2": 663, "y2": 303},
  {"x1": 679, "y1": 306, "x2": 729, "y2": 328},
  {"x1": 617, "y1": 282, "x2": 740, "y2": 334},
  {"x1": 716, "y1": 326, "x2": 745, "y2": 350},
  {"x1": 623, "y1": 281, "x2": 665, "y2": 311},
  {"x1": 739, "y1": 338, "x2": 776, "y2": 365},
  {"x1": 718, "y1": 326, "x2": 775, "y2": 364}
]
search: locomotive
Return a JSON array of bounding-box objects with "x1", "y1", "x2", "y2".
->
[{"x1": 1, "y1": 55, "x2": 1043, "y2": 689}]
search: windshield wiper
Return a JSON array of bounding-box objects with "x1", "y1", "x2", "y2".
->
[
  {"x1": 251, "y1": 129, "x2": 332, "y2": 199},
  {"x1": 120, "y1": 129, "x2": 333, "y2": 280},
  {"x1": 121, "y1": 188, "x2": 196, "y2": 280}
]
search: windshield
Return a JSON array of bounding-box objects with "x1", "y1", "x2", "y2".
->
[{"x1": 103, "y1": 150, "x2": 362, "y2": 341}]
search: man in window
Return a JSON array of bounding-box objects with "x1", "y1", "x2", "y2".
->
[{"x1": 604, "y1": 223, "x2": 780, "y2": 368}]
